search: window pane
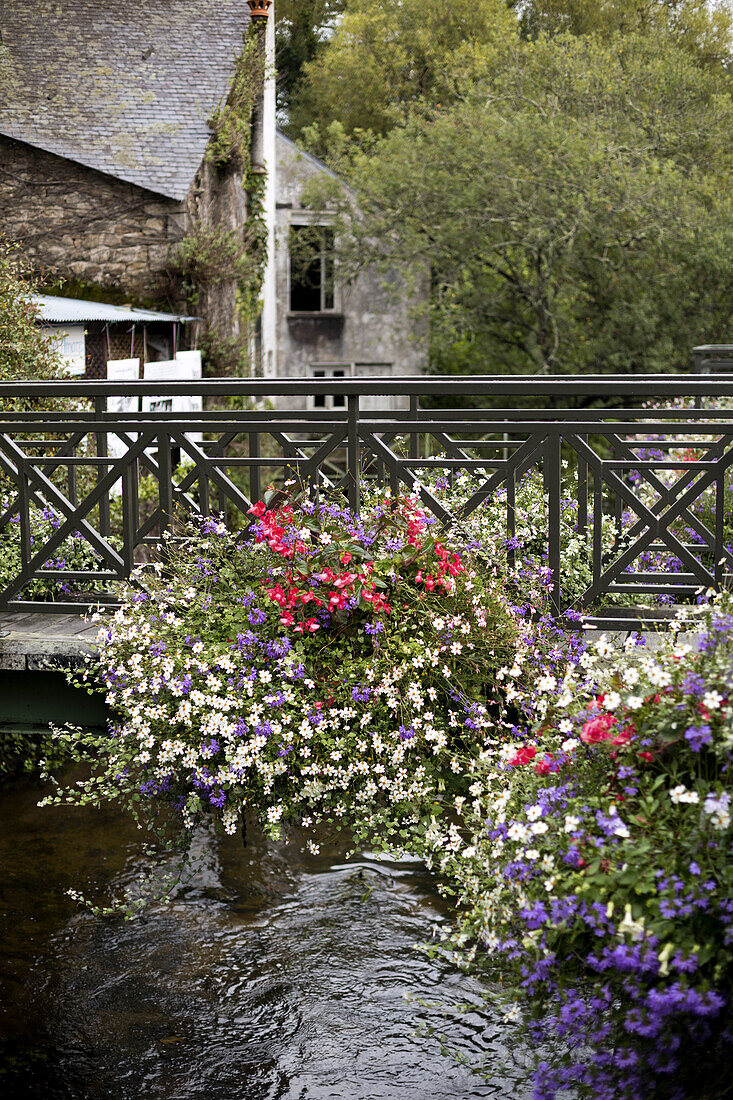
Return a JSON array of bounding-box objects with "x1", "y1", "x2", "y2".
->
[
  {"x1": 333, "y1": 367, "x2": 345, "y2": 407},
  {"x1": 290, "y1": 226, "x2": 323, "y2": 312},
  {"x1": 314, "y1": 369, "x2": 326, "y2": 407},
  {"x1": 322, "y1": 228, "x2": 335, "y2": 310}
]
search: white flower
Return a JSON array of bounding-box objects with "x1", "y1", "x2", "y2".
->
[
  {"x1": 669, "y1": 784, "x2": 700, "y2": 805},
  {"x1": 617, "y1": 904, "x2": 645, "y2": 941},
  {"x1": 702, "y1": 691, "x2": 723, "y2": 710},
  {"x1": 561, "y1": 737, "x2": 579, "y2": 752},
  {"x1": 564, "y1": 815, "x2": 581, "y2": 833},
  {"x1": 648, "y1": 665, "x2": 672, "y2": 688},
  {"x1": 621, "y1": 667, "x2": 640, "y2": 687},
  {"x1": 559, "y1": 719, "x2": 573, "y2": 734},
  {"x1": 603, "y1": 692, "x2": 621, "y2": 711},
  {"x1": 537, "y1": 674, "x2": 556, "y2": 693},
  {"x1": 626, "y1": 695, "x2": 644, "y2": 710}
]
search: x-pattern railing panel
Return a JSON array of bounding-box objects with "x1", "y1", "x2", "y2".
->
[{"x1": 0, "y1": 376, "x2": 732, "y2": 626}]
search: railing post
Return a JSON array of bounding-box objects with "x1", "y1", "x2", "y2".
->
[
  {"x1": 577, "y1": 453, "x2": 587, "y2": 536},
  {"x1": 94, "y1": 396, "x2": 110, "y2": 537},
  {"x1": 409, "y1": 394, "x2": 419, "y2": 463},
  {"x1": 546, "y1": 433, "x2": 562, "y2": 615},
  {"x1": 158, "y1": 431, "x2": 172, "y2": 533},
  {"x1": 121, "y1": 463, "x2": 136, "y2": 573},
  {"x1": 347, "y1": 394, "x2": 360, "y2": 513},
  {"x1": 249, "y1": 431, "x2": 261, "y2": 504}
]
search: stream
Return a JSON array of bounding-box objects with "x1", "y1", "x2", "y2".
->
[{"x1": 0, "y1": 771, "x2": 531, "y2": 1099}]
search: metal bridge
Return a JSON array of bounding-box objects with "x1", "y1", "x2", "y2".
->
[{"x1": 0, "y1": 373, "x2": 732, "y2": 630}]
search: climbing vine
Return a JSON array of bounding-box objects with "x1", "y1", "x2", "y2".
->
[
  {"x1": 206, "y1": 35, "x2": 263, "y2": 173},
  {"x1": 170, "y1": 33, "x2": 269, "y2": 377}
]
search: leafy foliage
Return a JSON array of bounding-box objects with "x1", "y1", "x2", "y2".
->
[
  {"x1": 276, "y1": 0, "x2": 347, "y2": 121},
  {"x1": 0, "y1": 239, "x2": 65, "y2": 383},
  {"x1": 309, "y1": 32, "x2": 733, "y2": 378},
  {"x1": 291, "y1": 0, "x2": 517, "y2": 147},
  {"x1": 514, "y1": 0, "x2": 733, "y2": 64}
]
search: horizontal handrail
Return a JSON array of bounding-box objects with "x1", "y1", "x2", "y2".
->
[{"x1": 0, "y1": 373, "x2": 732, "y2": 398}]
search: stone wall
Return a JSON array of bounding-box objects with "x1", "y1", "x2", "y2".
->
[
  {"x1": 0, "y1": 134, "x2": 251, "y2": 363},
  {"x1": 0, "y1": 135, "x2": 186, "y2": 300},
  {"x1": 183, "y1": 155, "x2": 249, "y2": 355}
]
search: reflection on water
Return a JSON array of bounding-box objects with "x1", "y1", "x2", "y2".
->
[{"x1": 0, "y1": 774, "x2": 530, "y2": 1099}]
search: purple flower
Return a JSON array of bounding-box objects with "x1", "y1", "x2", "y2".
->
[{"x1": 685, "y1": 723, "x2": 712, "y2": 752}]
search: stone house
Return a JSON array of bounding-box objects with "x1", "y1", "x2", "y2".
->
[
  {"x1": 0, "y1": 0, "x2": 276, "y2": 376},
  {"x1": 275, "y1": 131, "x2": 427, "y2": 409}
]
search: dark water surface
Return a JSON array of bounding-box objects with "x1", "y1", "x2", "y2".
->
[{"x1": 0, "y1": 774, "x2": 529, "y2": 1099}]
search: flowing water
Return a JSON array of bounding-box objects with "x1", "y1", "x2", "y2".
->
[{"x1": 0, "y1": 771, "x2": 531, "y2": 1100}]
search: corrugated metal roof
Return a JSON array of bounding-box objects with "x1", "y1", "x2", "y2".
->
[
  {"x1": 33, "y1": 294, "x2": 196, "y2": 324},
  {"x1": 0, "y1": 0, "x2": 250, "y2": 201}
]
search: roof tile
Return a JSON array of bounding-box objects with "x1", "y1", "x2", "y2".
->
[{"x1": 0, "y1": 1, "x2": 250, "y2": 200}]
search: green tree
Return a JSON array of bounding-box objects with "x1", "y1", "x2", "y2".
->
[
  {"x1": 513, "y1": 0, "x2": 733, "y2": 63},
  {"x1": 0, "y1": 239, "x2": 63, "y2": 382},
  {"x1": 276, "y1": 0, "x2": 346, "y2": 121},
  {"x1": 290, "y1": 0, "x2": 518, "y2": 145},
  {"x1": 314, "y1": 34, "x2": 733, "y2": 378}
]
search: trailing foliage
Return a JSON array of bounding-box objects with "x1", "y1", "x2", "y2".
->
[
  {"x1": 206, "y1": 35, "x2": 264, "y2": 171},
  {"x1": 45, "y1": 489, "x2": 526, "y2": 853},
  {"x1": 427, "y1": 600, "x2": 733, "y2": 1098}
]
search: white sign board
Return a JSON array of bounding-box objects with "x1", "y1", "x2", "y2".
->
[
  {"x1": 48, "y1": 324, "x2": 86, "y2": 376},
  {"x1": 143, "y1": 355, "x2": 203, "y2": 446}
]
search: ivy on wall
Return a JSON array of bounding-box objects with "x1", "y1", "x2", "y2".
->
[{"x1": 170, "y1": 33, "x2": 269, "y2": 377}]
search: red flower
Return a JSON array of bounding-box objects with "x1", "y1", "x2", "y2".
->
[
  {"x1": 247, "y1": 500, "x2": 266, "y2": 517},
  {"x1": 611, "y1": 725, "x2": 635, "y2": 746},
  {"x1": 508, "y1": 745, "x2": 537, "y2": 766},
  {"x1": 580, "y1": 713, "x2": 617, "y2": 744}
]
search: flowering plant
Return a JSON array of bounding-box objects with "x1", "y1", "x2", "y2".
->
[
  {"x1": 427, "y1": 601, "x2": 733, "y2": 1098},
  {"x1": 45, "y1": 489, "x2": 522, "y2": 870},
  {"x1": 0, "y1": 497, "x2": 116, "y2": 601}
]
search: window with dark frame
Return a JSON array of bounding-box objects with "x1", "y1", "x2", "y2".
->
[
  {"x1": 313, "y1": 367, "x2": 346, "y2": 409},
  {"x1": 289, "y1": 226, "x2": 335, "y2": 312}
]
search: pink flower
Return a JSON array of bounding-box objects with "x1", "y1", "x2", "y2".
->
[
  {"x1": 580, "y1": 713, "x2": 617, "y2": 744},
  {"x1": 509, "y1": 745, "x2": 537, "y2": 766}
]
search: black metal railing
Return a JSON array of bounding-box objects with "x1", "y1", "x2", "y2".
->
[{"x1": 0, "y1": 374, "x2": 732, "y2": 629}]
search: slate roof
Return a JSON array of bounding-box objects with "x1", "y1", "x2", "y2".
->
[{"x1": 0, "y1": 0, "x2": 250, "y2": 201}]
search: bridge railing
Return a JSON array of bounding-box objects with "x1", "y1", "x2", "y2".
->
[{"x1": 0, "y1": 374, "x2": 732, "y2": 628}]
